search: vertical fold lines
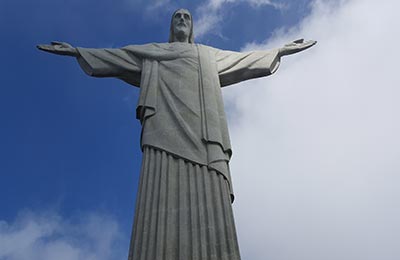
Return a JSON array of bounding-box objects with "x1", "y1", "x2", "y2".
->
[{"x1": 128, "y1": 147, "x2": 241, "y2": 260}]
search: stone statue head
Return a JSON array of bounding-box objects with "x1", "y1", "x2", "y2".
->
[{"x1": 169, "y1": 8, "x2": 194, "y2": 43}]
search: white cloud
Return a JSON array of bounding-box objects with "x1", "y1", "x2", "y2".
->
[
  {"x1": 195, "y1": 0, "x2": 283, "y2": 37},
  {"x1": 223, "y1": 0, "x2": 400, "y2": 259},
  {"x1": 0, "y1": 210, "x2": 126, "y2": 260},
  {"x1": 145, "y1": 0, "x2": 171, "y2": 11},
  {"x1": 123, "y1": 0, "x2": 172, "y2": 13}
]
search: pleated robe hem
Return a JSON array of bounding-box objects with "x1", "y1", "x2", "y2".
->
[{"x1": 128, "y1": 146, "x2": 241, "y2": 260}]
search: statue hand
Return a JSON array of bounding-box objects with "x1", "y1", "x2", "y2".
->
[
  {"x1": 37, "y1": 41, "x2": 79, "y2": 57},
  {"x1": 279, "y1": 39, "x2": 317, "y2": 57}
]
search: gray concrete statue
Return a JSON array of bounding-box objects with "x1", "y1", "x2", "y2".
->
[{"x1": 38, "y1": 8, "x2": 316, "y2": 260}]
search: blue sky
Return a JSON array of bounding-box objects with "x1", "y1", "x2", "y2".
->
[
  {"x1": 0, "y1": 0, "x2": 312, "y2": 258},
  {"x1": 0, "y1": 0, "x2": 309, "y2": 220},
  {"x1": 1, "y1": 0, "x2": 400, "y2": 259}
]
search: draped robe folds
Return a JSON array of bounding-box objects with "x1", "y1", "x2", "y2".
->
[{"x1": 76, "y1": 42, "x2": 280, "y2": 259}]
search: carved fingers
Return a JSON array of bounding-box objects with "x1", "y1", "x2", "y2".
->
[
  {"x1": 293, "y1": 38, "x2": 305, "y2": 44},
  {"x1": 280, "y1": 39, "x2": 317, "y2": 57},
  {"x1": 37, "y1": 41, "x2": 78, "y2": 57}
]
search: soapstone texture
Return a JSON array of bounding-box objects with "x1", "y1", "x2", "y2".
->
[
  {"x1": 37, "y1": 8, "x2": 316, "y2": 260},
  {"x1": 76, "y1": 42, "x2": 280, "y2": 200},
  {"x1": 75, "y1": 42, "x2": 279, "y2": 260}
]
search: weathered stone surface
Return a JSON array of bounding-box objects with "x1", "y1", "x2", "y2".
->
[{"x1": 37, "y1": 8, "x2": 316, "y2": 260}]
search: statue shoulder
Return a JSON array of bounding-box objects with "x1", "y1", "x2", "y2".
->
[
  {"x1": 195, "y1": 44, "x2": 223, "y2": 58},
  {"x1": 196, "y1": 43, "x2": 219, "y2": 52},
  {"x1": 122, "y1": 42, "x2": 169, "y2": 51}
]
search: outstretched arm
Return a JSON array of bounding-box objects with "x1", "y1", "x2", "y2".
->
[
  {"x1": 215, "y1": 38, "x2": 316, "y2": 87},
  {"x1": 278, "y1": 39, "x2": 317, "y2": 57},
  {"x1": 216, "y1": 47, "x2": 281, "y2": 87},
  {"x1": 37, "y1": 41, "x2": 142, "y2": 86},
  {"x1": 37, "y1": 41, "x2": 79, "y2": 57}
]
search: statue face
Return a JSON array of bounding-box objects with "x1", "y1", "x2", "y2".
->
[{"x1": 172, "y1": 9, "x2": 192, "y2": 42}]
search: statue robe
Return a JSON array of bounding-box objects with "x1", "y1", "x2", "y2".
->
[{"x1": 76, "y1": 42, "x2": 280, "y2": 260}]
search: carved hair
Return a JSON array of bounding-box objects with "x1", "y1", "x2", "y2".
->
[{"x1": 169, "y1": 9, "x2": 194, "y2": 43}]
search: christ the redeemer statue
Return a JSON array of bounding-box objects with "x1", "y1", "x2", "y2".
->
[{"x1": 38, "y1": 8, "x2": 316, "y2": 260}]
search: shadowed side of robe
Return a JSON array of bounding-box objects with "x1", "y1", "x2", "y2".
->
[
  {"x1": 76, "y1": 43, "x2": 280, "y2": 200},
  {"x1": 75, "y1": 42, "x2": 280, "y2": 260}
]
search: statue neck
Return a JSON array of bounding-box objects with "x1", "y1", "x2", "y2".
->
[{"x1": 172, "y1": 32, "x2": 190, "y2": 43}]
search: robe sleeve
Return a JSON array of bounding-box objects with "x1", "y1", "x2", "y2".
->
[
  {"x1": 215, "y1": 48, "x2": 281, "y2": 87},
  {"x1": 76, "y1": 47, "x2": 142, "y2": 87}
]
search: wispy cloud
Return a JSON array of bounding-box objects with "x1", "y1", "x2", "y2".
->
[
  {"x1": 0, "y1": 210, "x2": 126, "y2": 260},
  {"x1": 223, "y1": 0, "x2": 400, "y2": 259},
  {"x1": 123, "y1": 0, "x2": 173, "y2": 13},
  {"x1": 195, "y1": 0, "x2": 283, "y2": 38},
  {"x1": 145, "y1": 0, "x2": 171, "y2": 11}
]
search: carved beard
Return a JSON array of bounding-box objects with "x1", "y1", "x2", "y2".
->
[{"x1": 173, "y1": 28, "x2": 190, "y2": 42}]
